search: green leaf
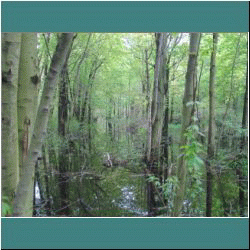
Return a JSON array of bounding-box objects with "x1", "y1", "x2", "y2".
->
[{"x1": 1, "y1": 199, "x2": 13, "y2": 217}]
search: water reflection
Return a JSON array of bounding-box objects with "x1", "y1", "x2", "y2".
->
[
  {"x1": 116, "y1": 186, "x2": 148, "y2": 217},
  {"x1": 33, "y1": 174, "x2": 148, "y2": 217}
]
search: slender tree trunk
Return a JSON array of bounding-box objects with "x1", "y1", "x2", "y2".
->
[
  {"x1": 42, "y1": 144, "x2": 52, "y2": 216},
  {"x1": 58, "y1": 53, "x2": 71, "y2": 216},
  {"x1": 206, "y1": 33, "x2": 218, "y2": 217},
  {"x1": 145, "y1": 49, "x2": 151, "y2": 116},
  {"x1": 173, "y1": 33, "x2": 201, "y2": 217},
  {"x1": 170, "y1": 96, "x2": 174, "y2": 123},
  {"x1": 145, "y1": 48, "x2": 152, "y2": 162},
  {"x1": 238, "y1": 61, "x2": 248, "y2": 217},
  {"x1": 88, "y1": 91, "x2": 92, "y2": 154},
  {"x1": 108, "y1": 99, "x2": 113, "y2": 141},
  {"x1": 162, "y1": 59, "x2": 170, "y2": 181},
  {"x1": 74, "y1": 34, "x2": 91, "y2": 122},
  {"x1": 222, "y1": 34, "x2": 242, "y2": 121},
  {"x1": 13, "y1": 33, "x2": 75, "y2": 217},
  {"x1": 1, "y1": 33, "x2": 22, "y2": 205}
]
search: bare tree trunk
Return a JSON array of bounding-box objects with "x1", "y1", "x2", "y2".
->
[
  {"x1": 1, "y1": 33, "x2": 21, "y2": 205},
  {"x1": 238, "y1": 61, "x2": 248, "y2": 217},
  {"x1": 206, "y1": 33, "x2": 218, "y2": 217},
  {"x1": 13, "y1": 33, "x2": 75, "y2": 217},
  {"x1": 170, "y1": 96, "x2": 174, "y2": 123},
  {"x1": 145, "y1": 48, "x2": 152, "y2": 162},
  {"x1": 17, "y1": 33, "x2": 40, "y2": 177},
  {"x1": 173, "y1": 33, "x2": 201, "y2": 217},
  {"x1": 162, "y1": 59, "x2": 170, "y2": 181},
  {"x1": 41, "y1": 144, "x2": 52, "y2": 216},
  {"x1": 150, "y1": 33, "x2": 167, "y2": 162},
  {"x1": 58, "y1": 48, "x2": 71, "y2": 216},
  {"x1": 145, "y1": 48, "x2": 151, "y2": 116},
  {"x1": 146, "y1": 33, "x2": 167, "y2": 216}
]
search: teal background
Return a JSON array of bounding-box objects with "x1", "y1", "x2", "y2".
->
[
  {"x1": 1, "y1": 1, "x2": 249, "y2": 32},
  {"x1": 1, "y1": 218, "x2": 249, "y2": 249},
  {"x1": 1, "y1": 1, "x2": 249, "y2": 249}
]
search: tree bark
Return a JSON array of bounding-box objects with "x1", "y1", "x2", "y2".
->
[
  {"x1": 17, "y1": 33, "x2": 39, "y2": 176},
  {"x1": 238, "y1": 61, "x2": 248, "y2": 217},
  {"x1": 1, "y1": 33, "x2": 22, "y2": 203},
  {"x1": 206, "y1": 33, "x2": 218, "y2": 217},
  {"x1": 173, "y1": 33, "x2": 201, "y2": 217},
  {"x1": 162, "y1": 58, "x2": 170, "y2": 181},
  {"x1": 146, "y1": 33, "x2": 167, "y2": 215},
  {"x1": 13, "y1": 33, "x2": 75, "y2": 217},
  {"x1": 149, "y1": 33, "x2": 167, "y2": 164},
  {"x1": 58, "y1": 49, "x2": 71, "y2": 216}
]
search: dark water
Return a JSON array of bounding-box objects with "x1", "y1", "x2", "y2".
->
[{"x1": 34, "y1": 174, "x2": 148, "y2": 217}]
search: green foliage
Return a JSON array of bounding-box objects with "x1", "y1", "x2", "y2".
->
[
  {"x1": 1, "y1": 196, "x2": 13, "y2": 217},
  {"x1": 147, "y1": 175, "x2": 161, "y2": 187},
  {"x1": 147, "y1": 175, "x2": 179, "y2": 212},
  {"x1": 181, "y1": 125, "x2": 205, "y2": 168},
  {"x1": 180, "y1": 125, "x2": 206, "y2": 215},
  {"x1": 35, "y1": 32, "x2": 247, "y2": 217},
  {"x1": 162, "y1": 176, "x2": 179, "y2": 199},
  {"x1": 229, "y1": 153, "x2": 248, "y2": 176}
]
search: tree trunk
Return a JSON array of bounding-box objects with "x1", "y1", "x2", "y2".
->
[
  {"x1": 17, "y1": 33, "x2": 39, "y2": 177},
  {"x1": 238, "y1": 61, "x2": 248, "y2": 217},
  {"x1": 13, "y1": 33, "x2": 75, "y2": 217},
  {"x1": 145, "y1": 48, "x2": 151, "y2": 116},
  {"x1": 146, "y1": 33, "x2": 167, "y2": 216},
  {"x1": 58, "y1": 51, "x2": 71, "y2": 216},
  {"x1": 162, "y1": 59, "x2": 170, "y2": 181},
  {"x1": 240, "y1": 62, "x2": 248, "y2": 151},
  {"x1": 41, "y1": 144, "x2": 52, "y2": 216},
  {"x1": 107, "y1": 99, "x2": 113, "y2": 142},
  {"x1": 173, "y1": 33, "x2": 201, "y2": 217},
  {"x1": 206, "y1": 33, "x2": 218, "y2": 217},
  {"x1": 1, "y1": 33, "x2": 22, "y2": 204},
  {"x1": 145, "y1": 48, "x2": 152, "y2": 162},
  {"x1": 150, "y1": 33, "x2": 167, "y2": 163},
  {"x1": 170, "y1": 96, "x2": 174, "y2": 123}
]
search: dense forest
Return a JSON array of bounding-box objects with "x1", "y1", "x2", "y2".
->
[{"x1": 1, "y1": 32, "x2": 248, "y2": 217}]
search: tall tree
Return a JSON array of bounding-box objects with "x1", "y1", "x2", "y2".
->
[
  {"x1": 206, "y1": 33, "x2": 218, "y2": 217},
  {"x1": 146, "y1": 32, "x2": 167, "y2": 215},
  {"x1": 17, "y1": 33, "x2": 39, "y2": 177},
  {"x1": 1, "y1": 33, "x2": 22, "y2": 206},
  {"x1": 161, "y1": 33, "x2": 182, "y2": 182},
  {"x1": 237, "y1": 61, "x2": 248, "y2": 217},
  {"x1": 173, "y1": 33, "x2": 201, "y2": 217},
  {"x1": 58, "y1": 40, "x2": 72, "y2": 216},
  {"x1": 13, "y1": 33, "x2": 75, "y2": 217}
]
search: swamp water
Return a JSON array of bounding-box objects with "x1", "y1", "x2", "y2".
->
[{"x1": 33, "y1": 170, "x2": 148, "y2": 217}]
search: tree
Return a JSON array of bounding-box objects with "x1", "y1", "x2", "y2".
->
[
  {"x1": 58, "y1": 38, "x2": 73, "y2": 216},
  {"x1": 238, "y1": 61, "x2": 248, "y2": 217},
  {"x1": 206, "y1": 33, "x2": 218, "y2": 217},
  {"x1": 146, "y1": 32, "x2": 168, "y2": 215},
  {"x1": 17, "y1": 33, "x2": 39, "y2": 177},
  {"x1": 173, "y1": 33, "x2": 201, "y2": 217},
  {"x1": 13, "y1": 33, "x2": 75, "y2": 216},
  {"x1": 1, "y1": 33, "x2": 22, "y2": 209}
]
